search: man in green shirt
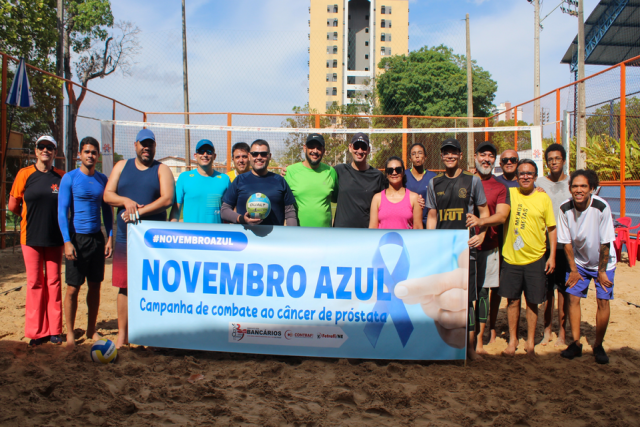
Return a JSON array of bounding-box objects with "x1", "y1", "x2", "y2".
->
[{"x1": 284, "y1": 133, "x2": 338, "y2": 227}]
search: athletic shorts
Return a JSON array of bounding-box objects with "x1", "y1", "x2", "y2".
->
[
  {"x1": 546, "y1": 243, "x2": 568, "y2": 292},
  {"x1": 477, "y1": 247, "x2": 500, "y2": 289},
  {"x1": 65, "y1": 232, "x2": 106, "y2": 287},
  {"x1": 112, "y1": 241, "x2": 127, "y2": 289},
  {"x1": 465, "y1": 247, "x2": 477, "y2": 302},
  {"x1": 565, "y1": 265, "x2": 615, "y2": 300},
  {"x1": 498, "y1": 256, "x2": 547, "y2": 305}
]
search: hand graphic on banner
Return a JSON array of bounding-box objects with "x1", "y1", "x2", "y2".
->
[{"x1": 393, "y1": 249, "x2": 469, "y2": 349}]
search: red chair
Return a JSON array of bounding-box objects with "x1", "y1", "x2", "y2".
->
[
  {"x1": 614, "y1": 217, "x2": 634, "y2": 262},
  {"x1": 626, "y1": 234, "x2": 639, "y2": 267}
]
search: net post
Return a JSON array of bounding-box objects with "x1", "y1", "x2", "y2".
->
[
  {"x1": 143, "y1": 112, "x2": 147, "y2": 128},
  {"x1": 226, "y1": 113, "x2": 232, "y2": 173},
  {"x1": 620, "y1": 63, "x2": 626, "y2": 217},
  {"x1": 484, "y1": 118, "x2": 488, "y2": 141},
  {"x1": 514, "y1": 107, "x2": 518, "y2": 151},
  {"x1": 112, "y1": 100, "x2": 116, "y2": 156},
  {"x1": 1, "y1": 54, "x2": 7, "y2": 249},
  {"x1": 402, "y1": 116, "x2": 408, "y2": 166},
  {"x1": 555, "y1": 89, "x2": 561, "y2": 144},
  {"x1": 315, "y1": 114, "x2": 320, "y2": 129}
]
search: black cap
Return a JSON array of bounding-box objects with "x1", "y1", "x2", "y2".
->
[
  {"x1": 475, "y1": 141, "x2": 497, "y2": 155},
  {"x1": 351, "y1": 132, "x2": 370, "y2": 145},
  {"x1": 306, "y1": 133, "x2": 325, "y2": 147},
  {"x1": 441, "y1": 138, "x2": 461, "y2": 151}
]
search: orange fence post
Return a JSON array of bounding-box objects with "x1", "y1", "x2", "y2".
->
[
  {"x1": 514, "y1": 107, "x2": 518, "y2": 151},
  {"x1": 315, "y1": 114, "x2": 320, "y2": 129},
  {"x1": 402, "y1": 116, "x2": 408, "y2": 166},
  {"x1": 620, "y1": 63, "x2": 627, "y2": 217},
  {"x1": 1, "y1": 54, "x2": 7, "y2": 249},
  {"x1": 556, "y1": 89, "x2": 561, "y2": 144},
  {"x1": 484, "y1": 118, "x2": 489, "y2": 141},
  {"x1": 226, "y1": 113, "x2": 232, "y2": 173}
]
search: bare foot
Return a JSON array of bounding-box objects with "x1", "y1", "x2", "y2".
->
[
  {"x1": 88, "y1": 331, "x2": 103, "y2": 341},
  {"x1": 539, "y1": 330, "x2": 552, "y2": 346},
  {"x1": 525, "y1": 344, "x2": 537, "y2": 358},
  {"x1": 115, "y1": 334, "x2": 127, "y2": 349},
  {"x1": 502, "y1": 342, "x2": 517, "y2": 356},
  {"x1": 476, "y1": 343, "x2": 489, "y2": 355},
  {"x1": 554, "y1": 337, "x2": 566, "y2": 347},
  {"x1": 488, "y1": 329, "x2": 497, "y2": 344},
  {"x1": 66, "y1": 332, "x2": 76, "y2": 348},
  {"x1": 468, "y1": 347, "x2": 484, "y2": 361}
]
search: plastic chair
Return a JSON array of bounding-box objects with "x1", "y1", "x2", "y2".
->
[
  {"x1": 614, "y1": 217, "x2": 634, "y2": 262},
  {"x1": 627, "y1": 235, "x2": 639, "y2": 267}
]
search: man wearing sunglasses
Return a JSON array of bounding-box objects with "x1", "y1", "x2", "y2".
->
[
  {"x1": 170, "y1": 139, "x2": 230, "y2": 223},
  {"x1": 499, "y1": 159, "x2": 556, "y2": 358},
  {"x1": 284, "y1": 133, "x2": 337, "y2": 227},
  {"x1": 333, "y1": 133, "x2": 384, "y2": 228},
  {"x1": 424, "y1": 138, "x2": 490, "y2": 361},
  {"x1": 495, "y1": 149, "x2": 521, "y2": 188},
  {"x1": 104, "y1": 128, "x2": 175, "y2": 348},
  {"x1": 221, "y1": 139, "x2": 297, "y2": 226},
  {"x1": 227, "y1": 142, "x2": 251, "y2": 182},
  {"x1": 536, "y1": 144, "x2": 572, "y2": 348}
]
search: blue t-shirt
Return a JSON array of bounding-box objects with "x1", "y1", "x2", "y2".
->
[
  {"x1": 405, "y1": 168, "x2": 437, "y2": 226},
  {"x1": 58, "y1": 168, "x2": 113, "y2": 242},
  {"x1": 494, "y1": 174, "x2": 520, "y2": 188},
  {"x1": 175, "y1": 169, "x2": 230, "y2": 223},
  {"x1": 222, "y1": 171, "x2": 295, "y2": 226}
]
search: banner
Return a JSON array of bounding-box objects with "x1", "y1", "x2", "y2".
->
[{"x1": 128, "y1": 222, "x2": 469, "y2": 360}]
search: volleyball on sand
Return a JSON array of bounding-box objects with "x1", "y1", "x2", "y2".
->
[
  {"x1": 90, "y1": 339, "x2": 118, "y2": 364},
  {"x1": 246, "y1": 193, "x2": 271, "y2": 220}
]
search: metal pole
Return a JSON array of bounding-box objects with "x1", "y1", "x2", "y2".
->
[
  {"x1": 576, "y1": 0, "x2": 587, "y2": 169},
  {"x1": 620, "y1": 63, "x2": 626, "y2": 217},
  {"x1": 1, "y1": 54, "x2": 7, "y2": 249},
  {"x1": 465, "y1": 14, "x2": 474, "y2": 169},
  {"x1": 182, "y1": 0, "x2": 191, "y2": 170},
  {"x1": 57, "y1": 0, "x2": 65, "y2": 164},
  {"x1": 534, "y1": 0, "x2": 540, "y2": 126},
  {"x1": 66, "y1": 104, "x2": 73, "y2": 171},
  {"x1": 556, "y1": 89, "x2": 561, "y2": 144},
  {"x1": 402, "y1": 116, "x2": 408, "y2": 167},
  {"x1": 226, "y1": 113, "x2": 232, "y2": 173}
]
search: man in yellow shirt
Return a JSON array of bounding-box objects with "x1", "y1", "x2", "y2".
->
[
  {"x1": 226, "y1": 142, "x2": 251, "y2": 182},
  {"x1": 499, "y1": 159, "x2": 556, "y2": 357}
]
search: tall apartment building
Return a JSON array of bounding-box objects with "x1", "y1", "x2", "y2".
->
[{"x1": 308, "y1": 0, "x2": 409, "y2": 113}]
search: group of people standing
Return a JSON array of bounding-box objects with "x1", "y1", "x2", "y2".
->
[{"x1": 8, "y1": 129, "x2": 616, "y2": 364}]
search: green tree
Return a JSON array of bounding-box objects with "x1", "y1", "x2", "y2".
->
[
  {"x1": 585, "y1": 97, "x2": 640, "y2": 141},
  {"x1": 63, "y1": 1, "x2": 140, "y2": 154},
  {"x1": 376, "y1": 45, "x2": 497, "y2": 117},
  {"x1": 489, "y1": 119, "x2": 532, "y2": 153}
]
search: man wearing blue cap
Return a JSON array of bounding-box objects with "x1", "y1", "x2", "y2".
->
[
  {"x1": 170, "y1": 139, "x2": 230, "y2": 223},
  {"x1": 104, "y1": 128, "x2": 175, "y2": 348}
]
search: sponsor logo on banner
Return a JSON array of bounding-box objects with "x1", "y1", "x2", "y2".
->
[
  {"x1": 229, "y1": 323, "x2": 348, "y2": 348},
  {"x1": 144, "y1": 229, "x2": 248, "y2": 251}
]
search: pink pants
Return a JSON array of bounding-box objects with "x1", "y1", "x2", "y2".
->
[{"x1": 22, "y1": 245, "x2": 63, "y2": 339}]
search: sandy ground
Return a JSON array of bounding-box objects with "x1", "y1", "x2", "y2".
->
[{"x1": 0, "y1": 245, "x2": 639, "y2": 427}]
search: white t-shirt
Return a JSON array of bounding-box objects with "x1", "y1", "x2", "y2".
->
[
  {"x1": 536, "y1": 175, "x2": 571, "y2": 221},
  {"x1": 557, "y1": 195, "x2": 617, "y2": 271}
]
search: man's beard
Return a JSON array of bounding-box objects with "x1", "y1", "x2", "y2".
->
[
  {"x1": 305, "y1": 152, "x2": 322, "y2": 166},
  {"x1": 475, "y1": 159, "x2": 494, "y2": 176}
]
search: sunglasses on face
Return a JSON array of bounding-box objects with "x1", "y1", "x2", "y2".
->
[
  {"x1": 386, "y1": 166, "x2": 404, "y2": 175},
  {"x1": 501, "y1": 157, "x2": 518, "y2": 164},
  {"x1": 352, "y1": 141, "x2": 368, "y2": 151},
  {"x1": 196, "y1": 148, "x2": 213, "y2": 155},
  {"x1": 37, "y1": 144, "x2": 56, "y2": 151},
  {"x1": 250, "y1": 151, "x2": 269, "y2": 158}
]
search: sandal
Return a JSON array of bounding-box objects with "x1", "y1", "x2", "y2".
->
[{"x1": 49, "y1": 335, "x2": 63, "y2": 345}]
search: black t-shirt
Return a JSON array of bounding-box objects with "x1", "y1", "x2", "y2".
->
[
  {"x1": 10, "y1": 165, "x2": 65, "y2": 247},
  {"x1": 333, "y1": 163, "x2": 384, "y2": 228}
]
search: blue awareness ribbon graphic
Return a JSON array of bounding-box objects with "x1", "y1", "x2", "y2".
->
[{"x1": 363, "y1": 232, "x2": 414, "y2": 348}]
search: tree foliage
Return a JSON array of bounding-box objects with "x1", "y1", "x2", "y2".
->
[
  {"x1": 376, "y1": 45, "x2": 497, "y2": 117},
  {"x1": 489, "y1": 119, "x2": 532, "y2": 153}
]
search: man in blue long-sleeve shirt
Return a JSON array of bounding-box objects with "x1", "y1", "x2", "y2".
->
[{"x1": 58, "y1": 136, "x2": 113, "y2": 347}]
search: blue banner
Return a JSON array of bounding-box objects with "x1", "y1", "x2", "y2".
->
[{"x1": 128, "y1": 221, "x2": 469, "y2": 360}]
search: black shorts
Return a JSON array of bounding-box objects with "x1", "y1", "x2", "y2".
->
[
  {"x1": 498, "y1": 256, "x2": 547, "y2": 305},
  {"x1": 65, "y1": 232, "x2": 106, "y2": 287},
  {"x1": 546, "y1": 244, "x2": 568, "y2": 292},
  {"x1": 468, "y1": 248, "x2": 477, "y2": 303}
]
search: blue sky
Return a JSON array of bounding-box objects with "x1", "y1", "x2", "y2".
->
[{"x1": 78, "y1": 0, "x2": 602, "y2": 121}]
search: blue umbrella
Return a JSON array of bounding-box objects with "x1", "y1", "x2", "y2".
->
[{"x1": 4, "y1": 57, "x2": 35, "y2": 166}]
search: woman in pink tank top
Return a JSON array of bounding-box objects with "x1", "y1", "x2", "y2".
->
[{"x1": 369, "y1": 157, "x2": 423, "y2": 230}]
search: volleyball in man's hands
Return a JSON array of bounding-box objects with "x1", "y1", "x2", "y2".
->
[
  {"x1": 246, "y1": 193, "x2": 271, "y2": 220},
  {"x1": 90, "y1": 338, "x2": 117, "y2": 364}
]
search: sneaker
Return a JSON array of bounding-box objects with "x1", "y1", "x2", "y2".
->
[
  {"x1": 561, "y1": 341, "x2": 583, "y2": 359},
  {"x1": 49, "y1": 335, "x2": 62, "y2": 345},
  {"x1": 593, "y1": 345, "x2": 609, "y2": 364},
  {"x1": 28, "y1": 337, "x2": 48, "y2": 347}
]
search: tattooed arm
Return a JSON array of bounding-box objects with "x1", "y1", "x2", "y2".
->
[{"x1": 597, "y1": 243, "x2": 613, "y2": 288}]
